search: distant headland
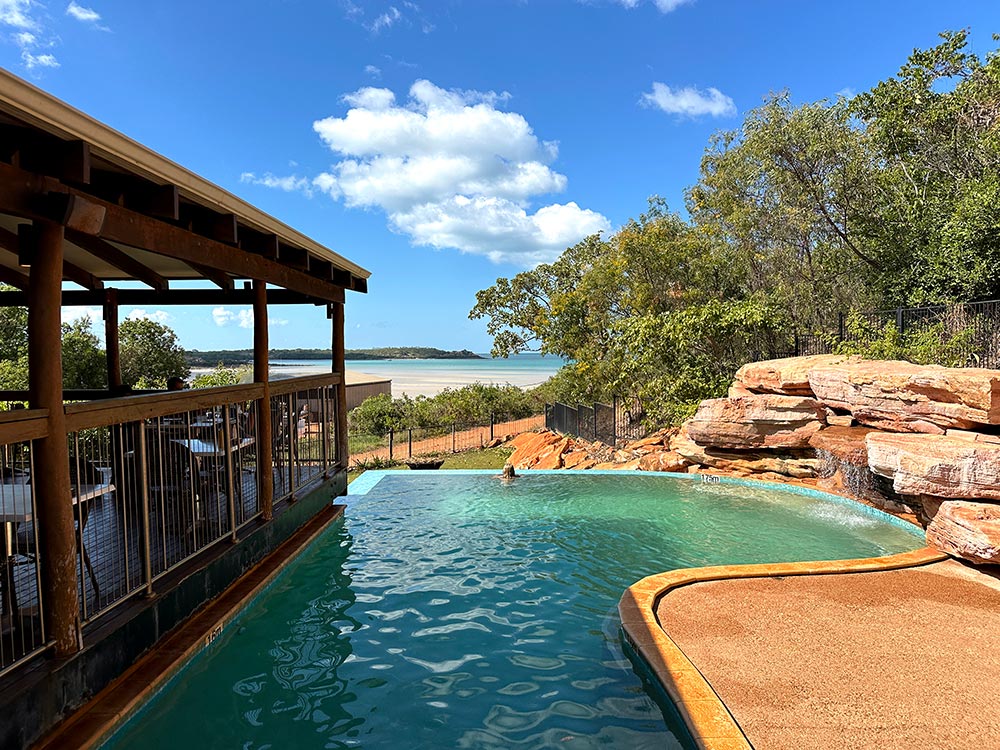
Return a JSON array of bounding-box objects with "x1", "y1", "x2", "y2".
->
[{"x1": 186, "y1": 347, "x2": 485, "y2": 366}]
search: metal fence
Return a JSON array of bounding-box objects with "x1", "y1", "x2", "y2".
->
[
  {"x1": 790, "y1": 299, "x2": 1000, "y2": 368},
  {"x1": 544, "y1": 398, "x2": 646, "y2": 446},
  {"x1": 348, "y1": 412, "x2": 545, "y2": 467}
]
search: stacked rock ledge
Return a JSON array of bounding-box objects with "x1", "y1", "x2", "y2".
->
[{"x1": 507, "y1": 355, "x2": 1000, "y2": 565}]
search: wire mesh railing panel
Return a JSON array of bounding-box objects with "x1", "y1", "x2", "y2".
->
[
  {"x1": 67, "y1": 395, "x2": 267, "y2": 624},
  {"x1": 0, "y1": 438, "x2": 46, "y2": 675},
  {"x1": 288, "y1": 386, "x2": 330, "y2": 490},
  {"x1": 270, "y1": 392, "x2": 296, "y2": 503}
]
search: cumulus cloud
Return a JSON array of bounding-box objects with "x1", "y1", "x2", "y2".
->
[
  {"x1": 62, "y1": 306, "x2": 102, "y2": 327},
  {"x1": 212, "y1": 307, "x2": 236, "y2": 327},
  {"x1": 364, "y1": 64, "x2": 382, "y2": 77},
  {"x1": 245, "y1": 79, "x2": 607, "y2": 265},
  {"x1": 125, "y1": 308, "x2": 172, "y2": 324},
  {"x1": 641, "y1": 82, "x2": 736, "y2": 118}
]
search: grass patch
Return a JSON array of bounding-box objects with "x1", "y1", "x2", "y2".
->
[{"x1": 347, "y1": 444, "x2": 514, "y2": 484}]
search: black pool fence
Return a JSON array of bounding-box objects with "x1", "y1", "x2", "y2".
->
[
  {"x1": 788, "y1": 299, "x2": 1000, "y2": 368},
  {"x1": 544, "y1": 398, "x2": 646, "y2": 446}
]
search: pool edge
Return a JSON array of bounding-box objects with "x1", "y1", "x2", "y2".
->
[
  {"x1": 617, "y1": 545, "x2": 949, "y2": 750},
  {"x1": 35, "y1": 503, "x2": 348, "y2": 750}
]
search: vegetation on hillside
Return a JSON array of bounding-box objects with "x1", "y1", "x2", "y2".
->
[
  {"x1": 471, "y1": 31, "x2": 1000, "y2": 425},
  {"x1": 186, "y1": 347, "x2": 483, "y2": 366}
]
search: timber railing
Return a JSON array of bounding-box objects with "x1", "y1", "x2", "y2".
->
[{"x1": 0, "y1": 374, "x2": 343, "y2": 675}]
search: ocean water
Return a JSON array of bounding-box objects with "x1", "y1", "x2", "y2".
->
[{"x1": 272, "y1": 352, "x2": 566, "y2": 397}]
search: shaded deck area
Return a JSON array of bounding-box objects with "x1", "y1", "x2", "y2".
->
[{"x1": 655, "y1": 559, "x2": 1000, "y2": 750}]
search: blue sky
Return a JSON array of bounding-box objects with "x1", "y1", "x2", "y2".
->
[{"x1": 2, "y1": 0, "x2": 999, "y2": 353}]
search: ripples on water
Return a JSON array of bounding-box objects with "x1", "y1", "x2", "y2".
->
[{"x1": 105, "y1": 474, "x2": 921, "y2": 750}]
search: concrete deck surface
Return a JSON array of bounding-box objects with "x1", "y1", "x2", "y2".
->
[{"x1": 657, "y1": 560, "x2": 1000, "y2": 750}]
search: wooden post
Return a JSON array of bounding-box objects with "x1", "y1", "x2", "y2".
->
[
  {"x1": 253, "y1": 280, "x2": 273, "y2": 521},
  {"x1": 28, "y1": 221, "x2": 81, "y2": 655},
  {"x1": 330, "y1": 301, "x2": 349, "y2": 470},
  {"x1": 104, "y1": 288, "x2": 121, "y2": 390}
]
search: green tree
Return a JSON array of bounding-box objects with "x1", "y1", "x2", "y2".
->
[
  {"x1": 120, "y1": 318, "x2": 189, "y2": 389},
  {"x1": 61, "y1": 318, "x2": 106, "y2": 389}
]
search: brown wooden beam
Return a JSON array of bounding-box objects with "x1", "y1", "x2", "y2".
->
[
  {"x1": 185, "y1": 261, "x2": 233, "y2": 290},
  {"x1": 211, "y1": 213, "x2": 238, "y2": 244},
  {"x1": 253, "y1": 280, "x2": 273, "y2": 520},
  {"x1": 330, "y1": 300, "x2": 348, "y2": 470},
  {"x1": 240, "y1": 231, "x2": 279, "y2": 259},
  {"x1": 277, "y1": 243, "x2": 309, "y2": 270},
  {"x1": 0, "y1": 287, "x2": 335, "y2": 307},
  {"x1": 28, "y1": 220, "x2": 81, "y2": 655},
  {"x1": 0, "y1": 161, "x2": 349, "y2": 302},
  {"x1": 0, "y1": 163, "x2": 353, "y2": 300},
  {"x1": 0, "y1": 225, "x2": 103, "y2": 289},
  {"x1": 65, "y1": 228, "x2": 168, "y2": 290},
  {"x1": 0, "y1": 263, "x2": 29, "y2": 289}
]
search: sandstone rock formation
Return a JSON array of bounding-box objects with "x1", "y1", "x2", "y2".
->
[
  {"x1": 734, "y1": 354, "x2": 852, "y2": 396},
  {"x1": 673, "y1": 426, "x2": 823, "y2": 478},
  {"x1": 809, "y1": 360, "x2": 1000, "y2": 433},
  {"x1": 925, "y1": 500, "x2": 1000, "y2": 564},
  {"x1": 686, "y1": 394, "x2": 828, "y2": 450},
  {"x1": 866, "y1": 432, "x2": 1000, "y2": 501}
]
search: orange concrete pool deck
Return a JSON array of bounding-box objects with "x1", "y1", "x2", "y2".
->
[{"x1": 620, "y1": 548, "x2": 1000, "y2": 750}]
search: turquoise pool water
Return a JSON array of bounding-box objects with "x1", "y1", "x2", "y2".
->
[{"x1": 104, "y1": 471, "x2": 923, "y2": 749}]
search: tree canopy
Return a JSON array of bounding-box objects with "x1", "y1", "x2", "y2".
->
[{"x1": 471, "y1": 31, "x2": 1000, "y2": 424}]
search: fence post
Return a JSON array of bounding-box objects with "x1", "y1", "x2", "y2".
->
[
  {"x1": 593, "y1": 403, "x2": 598, "y2": 440},
  {"x1": 222, "y1": 412, "x2": 238, "y2": 543},
  {"x1": 408, "y1": 428, "x2": 413, "y2": 458},
  {"x1": 490, "y1": 412, "x2": 495, "y2": 441},
  {"x1": 896, "y1": 306, "x2": 904, "y2": 334},
  {"x1": 452, "y1": 423, "x2": 457, "y2": 453},
  {"x1": 838, "y1": 312, "x2": 846, "y2": 341},
  {"x1": 388, "y1": 428, "x2": 394, "y2": 461}
]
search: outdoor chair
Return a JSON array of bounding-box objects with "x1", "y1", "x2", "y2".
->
[{"x1": 13, "y1": 459, "x2": 103, "y2": 608}]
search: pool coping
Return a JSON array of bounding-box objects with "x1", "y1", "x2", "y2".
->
[
  {"x1": 35, "y1": 503, "x2": 347, "y2": 750},
  {"x1": 618, "y1": 545, "x2": 949, "y2": 750}
]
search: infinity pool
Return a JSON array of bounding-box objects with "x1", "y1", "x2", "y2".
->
[{"x1": 103, "y1": 471, "x2": 923, "y2": 749}]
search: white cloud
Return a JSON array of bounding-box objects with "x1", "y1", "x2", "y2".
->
[
  {"x1": 66, "y1": 2, "x2": 100, "y2": 23},
  {"x1": 641, "y1": 82, "x2": 736, "y2": 118},
  {"x1": 0, "y1": 0, "x2": 36, "y2": 29},
  {"x1": 212, "y1": 307, "x2": 286, "y2": 329},
  {"x1": 62, "y1": 306, "x2": 102, "y2": 326},
  {"x1": 247, "y1": 79, "x2": 607, "y2": 265},
  {"x1": 212, "y1": 307, "x2": 236, "y2": 327},
  {"x1": 370, "y1": 5, "x2": 401, "y2": 33},
  {"x1": 614, "y1": 0, "x2": 693, "y2": 11},
  {"x1": 364, "y1": 64, "x2": 381, "y2": 77},
  {"x1": 125, "y1": 308, "x2": 172, "y2": 324},
  {"x1": 240, "y1": 172, "x2": 313, "y2": 196},
  {"x1": 22, "y1": 50, "x2": 58, "y2": 69}
]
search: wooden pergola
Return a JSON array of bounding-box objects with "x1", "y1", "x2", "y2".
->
[{"x1": 0, "y1": 70, "x2": 369, "y2": 661}]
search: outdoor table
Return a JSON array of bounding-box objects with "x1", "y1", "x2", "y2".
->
[{"x1": 0, "y1": 480, "x2": 114, "y2": 625}]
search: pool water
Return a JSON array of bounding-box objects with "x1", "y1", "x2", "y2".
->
[{"x1": 104, "y1": 472, "x2": 923, "y2": 749}]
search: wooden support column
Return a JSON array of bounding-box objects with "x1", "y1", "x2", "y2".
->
[
  {"x1": 103, "y1": 288, "x2": 121, "y2": 390},
  {"x1": 331, "y1": 300, "x2": 348, "y2": 470},
  {"x1": 253, "y1": 280, "x2": 273, "y2": 520},
  {"x1": 27, "y1": 221, "x2": 80, "y2": 655}
]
